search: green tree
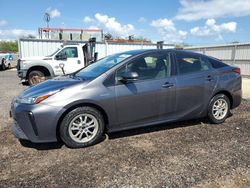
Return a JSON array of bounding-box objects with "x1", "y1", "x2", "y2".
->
[
  {"x1": 25, "y1": 34, "x2": 36, "y2": 39},
  {"x1": 0, "y1": 41, "x2": 18, "y2": 52}
]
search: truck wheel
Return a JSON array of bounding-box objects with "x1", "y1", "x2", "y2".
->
[
  {"x1": 60, "y1": 107, "x2": 105, "y2": 148},
  {"x1": 1, "y1": 59, "x2": 6, "y2": 70},
  {"x1": 28, "y1": 70, "x2": 46, "y2": 85}
]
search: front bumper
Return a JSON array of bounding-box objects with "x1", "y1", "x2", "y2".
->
[
  {"x1": 10, "y1": 99, "x2": 66, "y2": 143},
  {"x1": 12, "y1": 120, "x2": 28, "y2": 140},
  {"x1": 17, "y1": 69, "x2": 27, "y2": 81}
]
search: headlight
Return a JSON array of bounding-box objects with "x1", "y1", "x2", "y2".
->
[
  {"x1": 18, "y1": 96, "x2": 37, "y2": 104},
  {"x1": 18, "y1": 90, "x2": 61, "y2": 104},
  {"x1": 21, "y1": 61, "x2": 27, "y2": 69}
]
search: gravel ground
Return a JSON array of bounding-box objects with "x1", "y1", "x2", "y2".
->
[
  {"x1": 0, "y1": 69, "x2": 25, "y2": 131},
  {"x1": 0, "y1": 69, "x2": 249, "y2": 188}
]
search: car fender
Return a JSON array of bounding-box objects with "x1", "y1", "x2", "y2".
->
[
  {"x1": 64, "y1": 99, "x2": 109, "y2": 115},
  {"x1": 59, "y1": 99, "x2": 111, "y2": 129}
]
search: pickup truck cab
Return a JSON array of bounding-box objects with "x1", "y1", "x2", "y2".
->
[{"x1": 17, "y1": 39, "x2": 97, "y2": 85}]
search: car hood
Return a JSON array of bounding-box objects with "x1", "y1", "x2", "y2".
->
[{"x1": 20, "y1": 76, "x2": 84, "y2": 98}]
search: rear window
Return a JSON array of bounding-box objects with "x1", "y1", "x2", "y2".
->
[{"x1": 207, "y1": 57, "x2": 228, "y2": 69}]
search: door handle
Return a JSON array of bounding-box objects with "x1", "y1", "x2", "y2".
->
[
  {"x1": 206, "y1": 75, "x2": 214, "y2": 81},
  {"x1": 77, "y1": 60, "x2": 81, "y2": 64},
  {"x1": 162, "y1": 82, "x2": 174, "y2": 88}
]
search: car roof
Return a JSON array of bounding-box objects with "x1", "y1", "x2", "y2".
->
[{"x1": 120, "y1": 49, "x2": 200, "y2": 56}]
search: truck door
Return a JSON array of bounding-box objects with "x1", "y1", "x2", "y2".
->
[{"x1": 55, "y1": 46, "x2": 84, "y2": 74}]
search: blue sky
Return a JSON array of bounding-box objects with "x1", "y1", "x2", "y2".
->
[{"x1": 0, "y1": 0, "x2": 250, "y2": 45}]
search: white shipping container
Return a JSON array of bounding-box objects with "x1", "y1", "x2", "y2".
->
[{"x1": 18, "y1": 39, "x2": 174, "y2": 59}]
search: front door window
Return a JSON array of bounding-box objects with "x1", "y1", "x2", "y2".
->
[{"x1": 116, "y1": 53, "x2": 171, "y2": 82}]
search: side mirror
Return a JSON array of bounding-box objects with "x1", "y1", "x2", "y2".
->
[
  {"x1": 55, "y1": 53, "x2": 67, "y2": 60},
  {"x1": 120, "y1": 72, "x2": 139, "y2": 83}
]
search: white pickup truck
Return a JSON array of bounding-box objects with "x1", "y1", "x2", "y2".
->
[{"x1": 17, "y1": 39, "x2": 97, "y2": 85}]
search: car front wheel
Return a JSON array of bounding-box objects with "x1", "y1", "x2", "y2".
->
[
  {"x1": 208, "y1": 94, "x2": 230, "y2": 124},
  {"x1": 60, "y1": 107, "x2": 105, "y2": 148}
]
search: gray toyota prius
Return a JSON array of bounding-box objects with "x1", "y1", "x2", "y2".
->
[{"x1": 11, "y1": 49, "x2": 242, "y2": 148}]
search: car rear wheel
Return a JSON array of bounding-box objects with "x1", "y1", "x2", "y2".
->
[
  {"x1": 28, "y1": 70, "x2": 46, "y2": 85},
  {"x1": 60, "y1": 107, "x2": 105, "y2": 148},
  {"x1": 208, "y1": 94, "x2": 230, "y2": 124}
]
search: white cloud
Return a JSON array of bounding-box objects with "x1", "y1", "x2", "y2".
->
[
  {"x1": 0, "y1": 20, "x2": 7, "y2": 27},
  {"x1": 83, "y1": 16, "x2": 95, "y2": 23},
  {"x1": 83, "y1": 13, "x2": 135, "y2": 38},
  {"x1": 190, "y1": 19, "x2": 237, "y2": 39},
  {"x1": 138, "y1": 17, "x2": 147, "y2": 23},
  {"x1": 88, "y1": 25, "x2": 100, "y2": 30},
  {"x1": 151, "y1": 18, "x2": 187, "y2": 43},
  {"x1": 0, "y1": 29, "x2": 37, "y2": 40},
  {"x1": 46, "y1": 8, "x2": 61, "y2": 18},
  {"x1": 94, "y1": 13, "x2": 135, "y2": 37},
  {"x1": 175, "y1": 0, "x2": 250, "y2": 21}
]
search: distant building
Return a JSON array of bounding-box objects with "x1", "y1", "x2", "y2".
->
[{"x1": 38, "y1": 28, "x2": 103, "y2": 42}]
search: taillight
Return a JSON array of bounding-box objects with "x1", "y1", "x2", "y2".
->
[{"x1": 233, "y1": 68, "x2": 241, "y2": 74}]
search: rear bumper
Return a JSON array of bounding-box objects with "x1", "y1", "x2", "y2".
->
[{"x1": 231, "y1": 89, "x2": 242, "y2": 109}]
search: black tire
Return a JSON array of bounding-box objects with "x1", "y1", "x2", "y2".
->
[
  {"x1": 8, "y1": 63, "x2": 11, "y2": 69},
  {"x1": 1, "y1": 58, "x2": 6, "y2": 70},
  {"x1": 28, "y1": 70, "x2": 45, "y2": 85},
  {"x1": 208, "y1": 94, "x2": 230, "y2": 124},
  {"x1": 60, "y1": 107, "x2": 105, "y2": 148}
]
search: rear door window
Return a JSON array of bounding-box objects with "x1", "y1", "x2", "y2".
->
[
  {"x1": 176, "y1": 52, "x2": 211, "y2": 75},
  {"x1": 207, "y1": 57, "x2": 227, "y2": 69}
]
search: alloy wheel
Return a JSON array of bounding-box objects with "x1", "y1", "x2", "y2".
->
[
  {"x1": 212, "y1": 98, "x2": 228, "y2": 120},
  {"x1": 68, "y1": 114, "x2": 99, "y2": 143}
]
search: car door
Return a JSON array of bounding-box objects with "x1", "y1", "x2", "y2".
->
[
  {"x1": 55, "y1": 47, "x2": 82, "y2": 74},
  {"x1": 174, "y1": 51, "x2": 217, "y2": 119},
  {"x1": 114, "y1": 52, "x2": 176, "y2": 129}
]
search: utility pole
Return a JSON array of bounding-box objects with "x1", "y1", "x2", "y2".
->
[{"x1": 44, "y1": 12, "x2": 50, "y2": 39}]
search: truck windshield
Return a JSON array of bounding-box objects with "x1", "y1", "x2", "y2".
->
[
  {"x1": 46, "y1": 48, "x2": 61, "y2": 57},
  {"x1": 75, "y1": 53, "x2": 132, "y2": 80}
]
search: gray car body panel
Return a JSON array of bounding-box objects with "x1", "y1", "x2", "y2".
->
[{"x1": 11, "y1": 49, "x2": 242, "y2": 143}]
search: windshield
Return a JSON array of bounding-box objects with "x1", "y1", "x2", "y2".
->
[
  {"x1": 75, "y1": 53, "x2": 132, "y2": 80},
  {"x1": 46, "y1": 48, "x2": 61, "y2": 57}
]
